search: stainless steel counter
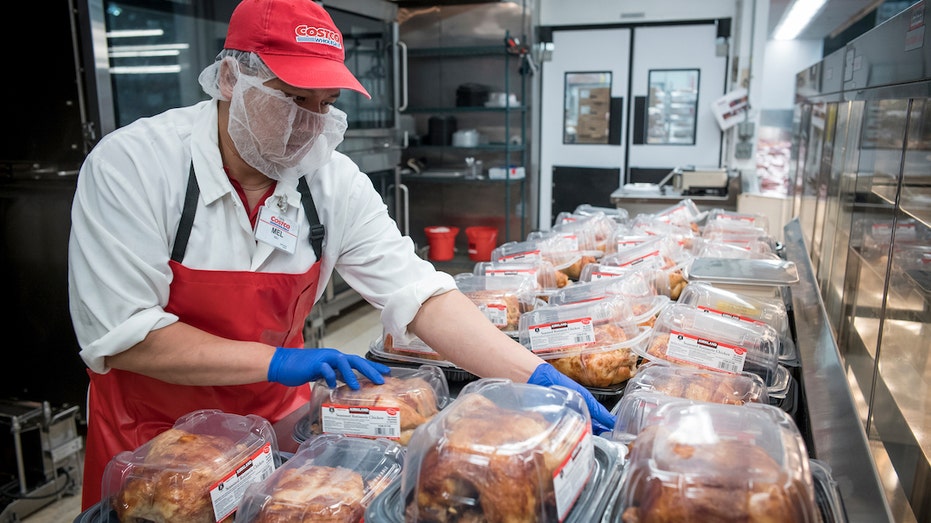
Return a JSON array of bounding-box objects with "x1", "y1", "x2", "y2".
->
[
  {"x1": 783, "y1": 218, "x2": 894, "y2": 522},
  {"x1": 609, "y1": 174, "x2": 741, "y2": 216}
]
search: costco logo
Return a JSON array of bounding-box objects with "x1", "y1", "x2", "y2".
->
[{"x1": 295, "y1": 25, "x2": 342, "y2": 49}]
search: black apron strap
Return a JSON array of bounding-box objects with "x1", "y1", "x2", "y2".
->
[
  {"x1": 173, "y1": 168, "x2": 323, "y2": 262},
  {"x1": 171, "y1": 163, "x2": 200, "y2": 263},
  {"x1": 297, "y1": 177, "x2": 325, "y2": 260}
]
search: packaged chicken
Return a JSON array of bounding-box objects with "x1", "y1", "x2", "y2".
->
[
  {"x1": 518, "y1": 297, "x2": 649, "y2": 388},
  {"x1": 610, "y1": 402, "x2": 818, "y2": 522},
  {"x1": 473, "y1": 258, "x2": 568, "y2": 302},
  {"x1": 550, "y1": 210, "x2": 621, "y2": 255},
  {"x1": 678, "y1": 282, "x2": 798, "y2": 365},
  {"x1": 583, "y1": 239, "x2": 690, "y2": 300},
  {"x1": 704, "y1": 208, "x2": 771, "y2": 233},
  {"x1": 236, "y1": 434, "x2": 404, "y2": 523},
  {"x1": 454, "y1": 273, "x2": 539, "y2": 335},
  {"x1": 573, "y1": 203, "x2": 630, "y2": 224},
  {"x1": 525, "y1": 232, "x2": 597, "y2": 281},
  {"x1": 296, "y1": 365, "x2": 450, "y2": 446},
  {"x1": 102, "y1": 409, "x2": 279, "y2": 523},
  {"x1": 401, "y1": 378, "x2": 597, "y2": 523},
  {"x1": 547, "y1": 275, "x2": 670, "y2": 329},
  {"x1": 697, "y1": 238, "x2": 782, "y2": 261},
  {"x1": 639, "y1": 303, "x2": 792, "y2": 400},
  {"x1": 651, "y1": 198, "x2": 705, "y2": 231},
  {"x1": 628, "y1": 214, "x2": 703, "y2": 256},
  {"x1": 367, "y1": 332, "x2": 478, "y2": 383},
  {"x1": 624, "y1": 361, "x2": 769, "y2": 405}
]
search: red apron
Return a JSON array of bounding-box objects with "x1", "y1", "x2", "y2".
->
[{"x1": 81, "y1": 172, "x2": 323, "y2": 510}]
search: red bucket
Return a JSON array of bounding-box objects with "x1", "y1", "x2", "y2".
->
[
  {"x1": 424, "y1": 226, "x2": 460, "y2": 261},
  {"x1": 465, "y1": 226, "x2": 499, "y2": 262}
]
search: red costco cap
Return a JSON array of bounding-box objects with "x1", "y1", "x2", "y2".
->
[{"x1": 224, "y1": 0, "x2": 371, "y2": 98}]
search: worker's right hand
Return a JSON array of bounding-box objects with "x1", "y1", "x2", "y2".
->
[
  {"x1": 528, "y1": 362, "x2": 616, "y2": 435},
  {"x1": 267, "y1": 347, "x2": 391, "y2": 389}
]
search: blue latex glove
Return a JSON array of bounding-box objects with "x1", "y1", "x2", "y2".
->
[
  {"x1": 267, "y1": 348, "x2": 391, "y2": 389},
  {"x1": 528, "y1": 363, "x2": 616, "y2": 435}
]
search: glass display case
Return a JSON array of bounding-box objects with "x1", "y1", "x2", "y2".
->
[{"x1": 790, "y1": 3, "x2": 930, "y2": 521}]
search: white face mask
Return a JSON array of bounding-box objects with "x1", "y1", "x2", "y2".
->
[{"x1": 227, "y1": 70, "x2": 348, "y2": 181}]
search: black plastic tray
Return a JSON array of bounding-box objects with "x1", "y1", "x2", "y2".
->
[
  {"x1": 365, "y1": 349, "x2": 478, "y2": 383},
  {"x1": 811, "y1": 458, "x2": 849, "y2": 523},
  {"x1": 365, "y1": 435, "x2": 625, "y2": 523},
  {"x1": 588, "y1": 381, "x2": 627, "y2": 412}
]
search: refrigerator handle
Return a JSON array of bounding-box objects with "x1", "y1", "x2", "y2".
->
[
  {"x1": 397, "y1": 40, "x2": 409, "y2": 112},
  {"x1": 388, "y1": 182, "x2": 410, "y2": 237}
]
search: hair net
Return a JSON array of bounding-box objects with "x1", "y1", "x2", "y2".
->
[{"x1": 198, "y1": 50, "x2": 275, "y2": 101}]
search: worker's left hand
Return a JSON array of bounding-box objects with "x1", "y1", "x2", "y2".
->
[
  {"x1": 267, "y1": 347, "x2": 391, "y2": 389},
  {"x1": 528, "y1": 362, "x2": 616, "y2": 435}
]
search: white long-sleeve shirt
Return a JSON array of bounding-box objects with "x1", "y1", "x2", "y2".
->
[{"x1": 69, "y1": 100, "x2": 454, "y2": 373}]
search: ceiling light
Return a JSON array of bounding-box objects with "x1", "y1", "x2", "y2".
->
[{"x1": 773, "y1": 0, "x2": 829, "y2": 40}]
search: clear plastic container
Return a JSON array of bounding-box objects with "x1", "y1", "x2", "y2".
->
[
  {"x1": 367, "y1": 434, "x2": 626, "y2": 523},
  {"x1": 623, "y1": 361, "x2": 769, "y2": 406},
  {"x1": 366, "y1": 334, "x2": 478, "y2": 383},
  {"x1": 613, "y1": 402, "x2": 818, "y2": 522},
  {"x1": 599, "y1": 236, "x2": 681, "y2": 273},
  {"x1": 473, "y1": 258, "x2": 568, "y2": 291},
  {"x1": 490, "y1": 239, "x2": 543, "y2": 264},
  {"x1": 701, "y1": 226, "x2": 779, "y2": 253},
  {"x1": 705, "y1": 208, "x2": 771, "y2": 233},
  {"x1": 454, "y1": 273, "x2": 539, "y2": 335},
  {"x1": 550, "y1": 211, "x2": 620, "y2": 256},
  {"x1": 610, "y1": 389, "x2": 704, "y2": 437},
  {"x1": 810, "y1": 458, "x2": 849, "y2": 523},
  {"x1": 402, "y1": 378, "x2": 596, "y2": 523},
  {"x1": 678, "y1": 282, "x2": 798, "y2": 365},
  {"x1": 652, "y1": 198, "x2": 705, "y2": 229},
  {"x1": 371, "y1": 331, "x2": 445, "y2": 363},
  {"x1": 639, "y1": 303, "x2": 789, "y2": 396},
  {"x1": 574, "y1": 203, "x2": 630, "y2": 224},
  {"x1": 525, "y1": 233, "x2": 595, "y2": 280},
  {"x1": 236, "y1": 434, "x2": 404, "y2": 522},
  {"x1": 518, "y1": 297, "x2": 648, "y2": 388},
  {"x1": 297, "y1": 365, "x2": 450, "y2": 446},
  {"x1": 548, "y1": 273, "x2": 670, "y2": 329},
  {"x1": 697, "y1": 240, "x2": 782, "y2": 260},
  {"x1": 101, "y1": 409, "x2": 278, "y2": 523}
]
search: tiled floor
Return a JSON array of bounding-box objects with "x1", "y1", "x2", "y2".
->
[{"x1": 20, "y1": 302, "x2": 382, "y2": 522}]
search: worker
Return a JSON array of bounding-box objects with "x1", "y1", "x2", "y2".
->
[{"x1": 67, "y1": 0, "x2": 615, "y2": 509}]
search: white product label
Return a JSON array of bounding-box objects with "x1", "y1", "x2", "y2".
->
[
  {"x1": 320, "y1": 403, "x2": 402, "y2": 440},
  {"x1": 528, "y1": 317, "x2": 595, "y2": 353},
  {"x1": 697, "y1": 305, "x2": 766, "y2": 326},
  {"x1": 486, "y1": 267, "x2": 537, "y2": 279},
  {"x1": 478, "y1": 302, "x2": 508, "y2": 326},
  {"x1": 619, "y1": 250, "x2": 662, "y2": 269},
  {"x1": 590, "y1": 266, "x2": 628, "y2": 280},
  {"x1": 209, "y1": 442, "x2": 276, "y2": 522},
  {"x1": 499, "y1": 250, "x2": 541, "y2": 263},
  {"x1": 553, "y1": 431, "x2": 595, "y2": 522},
  {"x1": 558, "y1": 233, "x2": 580, "y2": 251},
  {"x1": 616, "y1": 238, "x2": 650, "y2": 250},
  {"x1": 666, "y1": 329, "x2": 747, "y2": 373}
]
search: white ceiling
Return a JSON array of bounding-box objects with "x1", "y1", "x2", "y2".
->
[{"x1": 767, "y1": 0, "x2": 884, "y2": 40}]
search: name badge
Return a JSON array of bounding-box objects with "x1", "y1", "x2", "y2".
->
[{"x1": 255, "y1": 203, "x2": 299, "y2": 254}]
